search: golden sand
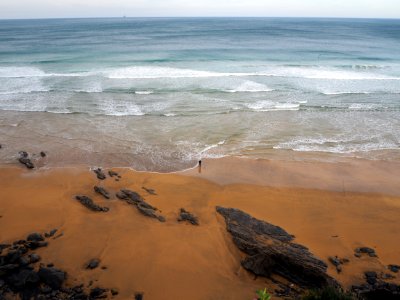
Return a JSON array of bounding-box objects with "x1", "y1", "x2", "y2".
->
[{"x1": 0, "y1": 157, "x2": 399, "y2": 299}]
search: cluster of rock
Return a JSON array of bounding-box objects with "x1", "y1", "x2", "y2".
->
[
  {"x1": 116, "y1": 189, "x2": 166, "y2": 222},
  {"x1": 352, "y1": 271, "x2": 400, "y2": 299},
  {"x1": 72, "y1": 168, "x2": 199, "y2": 226},
  {"x1": 0, "y1": 231, "x2": 121, "y2": 299},
  {"x1": 17, "y1": 151, "x2": 46, "y2": 169}
]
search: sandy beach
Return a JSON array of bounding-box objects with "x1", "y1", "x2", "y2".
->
[{"x1": 1, "y1": 156, "x2": 399, "y2": 299}]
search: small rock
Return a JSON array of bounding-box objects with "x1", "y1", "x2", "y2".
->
[
  {"x1": 365, "y1": 271, "x2": 378, "y2": 285},
  {"x1": 44, "y1": 229, "x2": 57, "y2": 238},
  {"x1": 94, "y1": 168, "x2": 106, "y2": 180},
  {"x1": 40, "y1": 151, "x2": 46, "y2": 157},
  {"x1": 382, "y1": 273, "x2": 395, "y2": 280},
  {"x1": 388, "y1": 264, "x2": 400, "y2": 273},
  {"x1": 142, "y1": 187, "x2": 156, "y2": 195},
  {"x1": 29, "y1": 253, "x2": 41, "y2": 263},
  {"x1": 111, "y1": 288, "x2": 119, "y2": 296},
  {"x1": 86, "y1": 258, "x2": 100, "y2": 270},
  {"x1": 18, "y1": 156, "x2": 34, "y2": 169},
  {"x1": 94, "y1": 186, "x2": 110, "y2": 199},
  {"x1": 90, "y1": 287, "x2": 108, "y2": 298},
  {"x1": 177, "y1": 208, "x2": 199, "y2": 225},
  {"x1": 26, "y1": 240, "x2": 48, "y2": 250},
  {"x1": 19, "y1": 151, "x2": 28, "y2": 158},
  {"x1": 108, "y1": 170, "x2": 119, "y2": 177},
  {"x1": 355, "y1": 247, "x2": 377, "y2": 258},
  {"x1": 27, "y1": 232, "x2": 44, "y2": 242},
  {"x1": 135, "y1": 292, "x2": 144, "y2": 300},
  {"x1": 38, "y1": 267, "x2": 66, "y2": 290},
  {"x1": 75, "y1": 195, "x2": 109, "y2": 212},
  {"x1": 53, "y1": 233, "x2": 64, "y2": 240}
]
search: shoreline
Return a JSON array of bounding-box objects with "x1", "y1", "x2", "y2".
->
[{"x1": 1, "y1": 157, "x2": 400, "y2": 298}]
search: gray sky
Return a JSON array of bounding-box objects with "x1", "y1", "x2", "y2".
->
[{"x1": 0, "y1": 0, "x2": 399, "y2": 19}]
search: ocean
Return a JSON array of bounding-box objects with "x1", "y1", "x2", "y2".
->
[{"x1": 0, "y1": 17, "x2": 399, "y2": 171}]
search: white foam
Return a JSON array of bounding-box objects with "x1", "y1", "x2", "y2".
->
[
  {"x1": 274, "y1": 138, "x2": 399, "y2": 153},
  {"x1": 104, "y1": 66, "x2": 249, "y2": 79},
  {"x1": 256, "y1": 66, "x2": 400, "y2": 81},
  {"x1": 224, "y1": 81, "x2": 273, "y2": 93},
  {"x1": 246, "y1": 101, "x2": 300, "y2": 111},
  {"x1": 348, "y1": 103, "x2": 380, "y2": 110},
  {"x1": 135, "y1": 90, "x2": 154, "y2": 95},
  {"x1": 0, "y1": 66, "x2": 46, "y2": 78},
  {"x1": 0, "y1": 66, "x2": 90, "y2": 78}
]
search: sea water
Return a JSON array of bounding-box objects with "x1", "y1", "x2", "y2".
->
[{"x1": 0, "y1": 18, "x2": 399, "y2": 171}]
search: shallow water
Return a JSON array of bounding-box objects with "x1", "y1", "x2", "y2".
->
[{"x1": 0, "y1": 18, "x2": 399, "y2": 170}]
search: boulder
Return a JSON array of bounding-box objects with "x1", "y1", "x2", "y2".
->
[
  {"x1": 86, "y1": 258, "x2": 100, "y2": 270},
  {"x1": 75, "y1": 195, "x2": 109, "y2": 212},
  {"x1": 93, "y1": 168, "x2": 106, "y2": 180},
  {"x1": 37, "y1": 267, "x2": 66, "y2": 290},
  {"x1": 216, "y1": 206, "x2": 338, "y2": 288},
  {"x1": 94, "y1": 186, "x2": 110, "y2": 199},
  {"x1": 177, "y1": 208, "x2": 199, "y2": 225}
]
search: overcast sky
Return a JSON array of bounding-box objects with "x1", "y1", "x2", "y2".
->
[{"x1": 0, "y1": 0, "x2": 399, "y2": 19}]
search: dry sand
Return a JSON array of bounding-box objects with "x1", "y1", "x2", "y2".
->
[{"x1": 0, "y1": 157, "x2": 400, "y2": 299}]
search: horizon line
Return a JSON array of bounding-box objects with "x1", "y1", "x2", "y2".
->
[{"x1": 0, "y1": 16, "x2": 399, "y2": 21}]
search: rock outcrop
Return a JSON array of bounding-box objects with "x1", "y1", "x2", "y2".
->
[
  {"x1": 216, "y1": 206, "x2": 338, "y2": 288},
  {"x1": 117, "y1": 189, "x2": 165, "y2": 222}
]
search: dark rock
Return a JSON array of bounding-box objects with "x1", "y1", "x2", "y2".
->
[
  {"x1": 216, "y1": 206, "x2": 337, "y2": 288},
  {"x1": 93, "y1": 168, "x2": 106, "y2": 180},
  {"x1": 37, "y1": 267, "x2": 66, "y2": 290},
  {"x1": 53, "y1": 233, "x2": 64, "y2": 240},
  {"x1": 142, "y1": 187, "x2": 156, "y2": 195},
  {"x1": 365, "y1": 271, "x2": 378, "y2": 285},
  {"x1": 19, "y1": 151, "x2": 28, "y2": 158},
  {"x1": 135, "y1": 292, "x2": 144, "y2": 300},
  {"x1": 8, "y1": 269, "x2": 39, "y2": 288},
  {"x1": 352, "y1": 281, "x2": 400, "y2": 299},
  {"x1": 19, "y1": 256, "x2": 30, "y2": 266},
  {"x1": 355, "y1": 247, "x2": 378, "y2": 257},
  {"x1": 44, "y1": 229, "x2": 57, "y2": 238},
  {"x1": 117, "y1": 189, "x2": 165, "y2": 222},
  {"x1": 27, "y1": 233, "x2": 44, "y2": 242},
  {"x1": 26, "y1": 241, "x2": 48, "y2": 250},
  {"x1": 388, "y1": 264, "x2": 400, "y2": 273},
  {"x1": 111, "y1": 288, "x2": 119, "y2": 296},
  {"x1": 117, "y1": 189, "x2": 144, "y2": 204},
  {"x1": 46, "y1": 263, "x2": 54, "y2": 267},
  {"x1": 90, "y1": 287, "x2": 108, "y2": 298},
  {"x1": 108, "y1": 170, "x2": 119, "y2": 177},
  {"x1": 382, "y1": 273, "x2": 395, "y2": 280},
  {"x1": 29, "y1": 253, "x2": 41, "y2": 264},
  {"x1": 137, "y1": 203, "x2": 165, "y2": 222},
  {"x1": 0, "y1": 243, "x2": 11, "y2": 251},
  {"x1": 177, "y1": 208, "x2": 199, "y2": 225},
  {"x1": 75, "y1": 195, "x2": 109, "y2": 212},
  {"x1": 40, "y1": 151, "x2": 46, "y2": 157},
  {"x1": 94, "y1": 186, "x2": 110, "y2": 199},
  {"x1": 0, "y1": 264, "x2": 19, "y2": 275},
  {"x1": 18, "y1": 157, "x2": 34, "y2": 169},
  {"x1": 328, "y1": 256, "x2": 349, "y2": 274},
  {"x1": 86, "y1": 258, "x2": 100, "y2": 270}
]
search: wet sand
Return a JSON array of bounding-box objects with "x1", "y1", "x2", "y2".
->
[{"x1": 1, "y1": 157, "x2": 400, "y2": 299}]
